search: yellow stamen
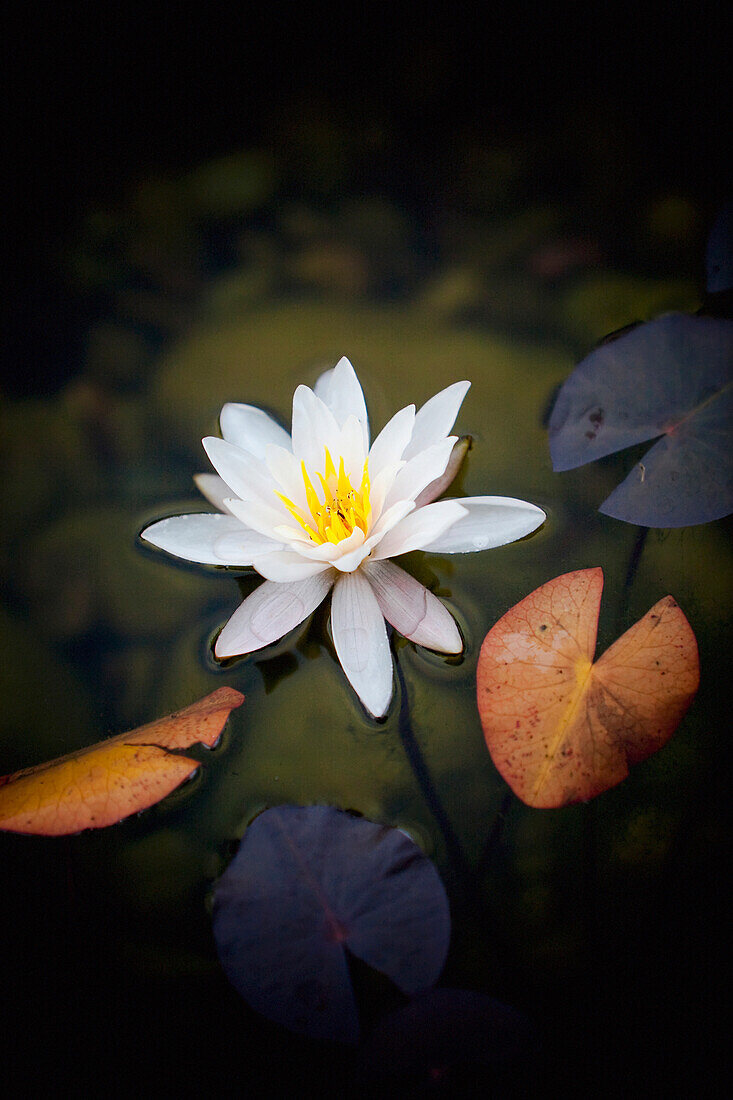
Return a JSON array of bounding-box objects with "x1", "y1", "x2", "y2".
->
[
  {"x1": 301, "y1": 462, "x2": 322, "y2": 520},
  {"x1": 317, "y1": 471, "x2": 334, "y2": 505},
  {"x1": 337, "y1": 456, "x2": 350, "y2": 500},
  {"x1": 275, "y1": 452, "x2": 371, "y2": 546}
]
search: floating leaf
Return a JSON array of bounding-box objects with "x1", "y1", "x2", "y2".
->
[
  {"x1": 706, "y1": 203, "x2": 732, "y2": 294},
  {"x1": 212, "y1": 805, "x2": 450, "y2": 1043},
  {"x1": 548, "y1": 313, "x2": 733, "y2": 526},
  {"x1": 357, "y1": 988, "x2": 537, "y2": 1083},
  {"x1": 0, "y1": 687, "x2": 244, "y2": 835},
  {"x1": 476, "y1": 569, "x2": 699, "y2": 808}
]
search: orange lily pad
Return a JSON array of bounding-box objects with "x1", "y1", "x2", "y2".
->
[
  {"x1": 476, "y1": 569, "x2": 699, "y2": 808},
  {"x1": 0, "y1": 687, "x2": 244, "y2": 835}
]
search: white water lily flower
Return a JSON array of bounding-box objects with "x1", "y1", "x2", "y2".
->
[{"x1": 141, "y1": 357, "x2": 545, "y2": 717}]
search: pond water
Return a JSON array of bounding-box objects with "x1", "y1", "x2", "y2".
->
[{"x1": 1, "y1": 131, "x2": 730, "y2": 1094}]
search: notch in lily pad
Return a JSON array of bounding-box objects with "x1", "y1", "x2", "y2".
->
[
  {"x1": 212, "y1": 805, "x2": 451, "y2": 1043},
  {"x1": 548, "y1": 313, "x2": 732, "y2": 527}
]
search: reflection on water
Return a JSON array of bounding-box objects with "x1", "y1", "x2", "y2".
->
[{"x1": 1, "y1": 121, "x2": 730, "y2": 1092}]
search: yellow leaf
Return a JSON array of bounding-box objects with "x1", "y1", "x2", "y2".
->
[
  {"x1": 476, "y1": 569, "x2": 699, "y2": 808},
  {"x1": 0, "y1": 687, "x2": 243, "y2": 835}
]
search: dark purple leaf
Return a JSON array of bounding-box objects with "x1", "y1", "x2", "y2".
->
[
  {"x1": 548, "y1": 313, "x2": 733, "y2": 526},
  {"x1": 212, "y1": 805, "x2": 450, "y2": 1043},
  {"x1": 358, "y1": 988, "x2": 538, "y2": 1081}
]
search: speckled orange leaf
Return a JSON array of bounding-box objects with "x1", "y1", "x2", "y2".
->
[
  {"x1": 476, "y1": 569, "x2": 699, "y2": 808},
  {"x1": 0, "y1": 687, "x2": 244, "y2": 835}
]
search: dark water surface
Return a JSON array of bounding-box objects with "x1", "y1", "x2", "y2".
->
[{"x1": 2, "y1": 51, "x2": 731, "y2": 1093}]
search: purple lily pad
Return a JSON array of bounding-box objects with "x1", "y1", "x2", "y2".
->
[
  {"x1": 548, "y1": 313, "x2": 733, "y2": 527},
  {"x1": 358, "y1": 988, "x2": 538, "y2": 1081},
  {"x1": 212, "y1": 805, "x2": 451, "y2": 1043}
]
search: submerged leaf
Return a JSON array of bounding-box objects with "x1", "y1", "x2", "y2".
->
[
  {"x1": 0, "y1": 687, "x2": 244, "y2": 835},
  {"x1": 548, "y1": 313, "x2": 733, "y2": 526},
  {"x1": 212, "y1": 805, "x2": 450, "y2": 1043},
  {"x1": 706, "y1": 203, "x2": 732, "y2": 294},
  {"x1": 476, "y1": 569, "x2": 699, "y2": 808},
  {"x1": 358, "y1": 988, "x2": 537, "y2": 1081}
]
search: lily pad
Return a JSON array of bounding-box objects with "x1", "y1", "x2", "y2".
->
[
  {"x1": 476, "y1": 568, "x2": 699, "y2": 808},
  {"x1": 212, "y1": 805, "x2": 450, "y2": 1043},
  {"x1": 0, "y1": 688, "x2": 243, "y2": 835},
  {"x1": 549, "y1": 313, "x2": 733, "y2": 526},
  {"x1": 358, "y1": 988, "x2": 537, "y2": 1081}
]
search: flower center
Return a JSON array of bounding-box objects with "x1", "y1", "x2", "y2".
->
[{"x1": 276, "y1": 448, "x2": 371, "y2": 546}]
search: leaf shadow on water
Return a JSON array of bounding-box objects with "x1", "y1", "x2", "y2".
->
[{"x1": 356, "y1": 987, "x2": 539, "y2": 1091}]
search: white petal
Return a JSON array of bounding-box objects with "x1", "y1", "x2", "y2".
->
[
  {"x1": 369, "y1": 497, "x2": 416, "y2": 539},
  {"x1": 383, "y1": 436, "x2": 456, "y2": 511},
  {"x1": 252, "y1": 551, "x2": 334, "y2": 582},
  {"x1": 364, "y1": 560, "x2": 462, "y2": 653},
  {"x1": 264, "y1": 444, "x2": 308, "y2": 512},
  {"x1": 332, "y1": 543, "x2": 373, "y2": 573},
  {"x1": 331, "y1": 572, "x2": 393, "y2": 718},
  {"x1": 194, "y1": 473, "x2": 235, "y2": 514},
  {"x1": 290, "y1": 527, "x2": 365, "y2": 562},
  {"x1": 214, "y1": 529, "x2": 282, "y2": 560},
  {"x1": 336, "y1": 414, "x2": 368, "y2": 482},
  {"x1": 414, "y1": 436, "x2": 470, "y2": 508},
  {"x1": 219, "y1": 403, "x2": 291, "y2": 454},
  {"x1": 332, "y1": 500, "x2": 416, "y2": 573},
  {"x1": 420, "y1": 496, "x2": 546, "y2": 553},
  {"x1": 371, "y1": 500, "x2": 468, "y2": 560},
  {"x1": 227, "y1": 497, "x2": 293, "y2": 541},
  {"x1": 315, "y1": 356, "x2": 369, "y2": 447},
  {"x1": 215, "y1": 571, "x2": 334, "y2": 657},
  {"x1": 367, "y1": 404, "x2": 415, "y2": 479},
  {"x1": 291, "y1": 385, "x2": 341, "y2": 471},
  {"x1": 140, "y1": 513, "x2": 259, "y2": 565},
  {"x1": 272, "y1": 524, "x2": 315, "y2": 545},
  {"x1": 203, "y1": 437, "x2": 277, "y2": 506},
  {"x1": 370, "y1": 462, "x2": 407, "y2": 520},
  {"x1": 403, "y1": 381, "x2": 471, "y2": 460},
  {"x1": 313, "y1": 366, "x2": 334, "y2": 403}
]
